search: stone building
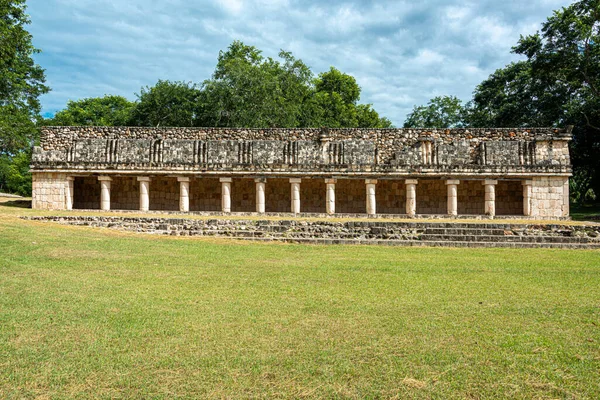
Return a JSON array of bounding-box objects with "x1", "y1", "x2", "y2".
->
[{"x1": 31, "y1": 126, "x2": 572, "y2": 218}]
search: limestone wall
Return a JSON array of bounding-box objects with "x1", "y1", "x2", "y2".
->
[
  {"x1": 149, "y1": 177, "x2": 179, "y2": 211},
  {"x1": 457, "y1": 181, "x2": 485, "y2": 215},
  {"x1": 111, "y1": 177, "x2": 138, "y2": 210},
  {"x1": 300, "y1": 179, "x2": 326, "y2": 213},
  {"x1": 336, "y1": 179, "x2": 365, "y2": 214},
  {"x1": 417, "y1": 180, "x2": 447, "y2": 214},
  {"x1": 496, "y1": 181, "x2": 524, "y2": 216},
  {"x1": 34, "y1": 174, "x2": 572, "y2": 219},
  {"x1": 376, "y1": 180, "x2": 406, "y2": 214},
  {"x1": 265, "y1": 178, "x2": 291, "y2": 213},
  {"x1": 73, "y1": 177, "x2": 100, "y2": 209},
  {"x1": 189, "y1": 178, "x2": 221, "y2": 212},
  {"x1": 530, "y1": 177, "x2": 569, "y2": 218},
  {"x1": 32, "y1": 173, "x2": 68, "y2": 210},
  {"x1": 32, "y1": 127, "x2": 573, "y2": 177}
]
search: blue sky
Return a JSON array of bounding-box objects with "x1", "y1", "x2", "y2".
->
[{"x1": 28, "y1": 0, "x2": 571, "y2": 125}]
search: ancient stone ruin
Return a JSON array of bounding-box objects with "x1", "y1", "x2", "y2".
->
[{"x1": 31, "y1": 126, "x2": 572, "y2": 219}]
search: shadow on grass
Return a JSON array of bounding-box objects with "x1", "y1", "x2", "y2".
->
[
  {"x1": 571, "y1": 203, "x2": 600, "y2": 221},
  {"x1": 1, "y1": 199, "x2": 32, "y2": 209}
]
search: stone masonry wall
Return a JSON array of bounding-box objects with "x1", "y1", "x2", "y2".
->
[
  {"x1": 189, "y1": 178, "x2": 221, "y2": 212},
  {"x1": 149, "y1": 177, "x2": 179, "y2": 211},
  {"x1": 531, "y1": 177, "x2": 569, "y2": 218},
  {"x1": 496, "y1": 181, "x2": 524, "y2": 216},
  {"x1": 336, "y1": 179, "x2": 366, "y2": 214},
  {"x1": 26, "y1": 216, "x2": 600, "y2": 248},
  {"x1": 73, "y1": 177, "x2": 100, "y2": 209},
  {"x1": 376, "y1": 180, "x2": 406, "y2": 214},
  {"x1": 265, "y1": 178, "x2": 291, "y2": 213},
  {"x1": 231, "y1": 178, "x2": 255, "y2": 212},
  {"x1": 301, "y1": 179, "x2": 326, "y2": 213},
  {"x1": 417, "y1": 180, "x2": 447, "y2": 214},
  {"x1": 32, "y1": 172, "x2": 68, "y2": 210},
  {"x1": 111, "y1": 177, "x2": 138, "y2": 211},
  {"x1": 33, "y1": 127, "x2": 573, "y2": 175},
  {"x1": 457, "y1": 181, "x2": 485, "y2": 215}
]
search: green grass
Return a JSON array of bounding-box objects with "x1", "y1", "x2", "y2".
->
[
  {"x1": 571, "y1": 203, "x2": 600, "y2": 221},
  {"x1": 1, "y1": 199, "x2": 599, "y2": 398}
]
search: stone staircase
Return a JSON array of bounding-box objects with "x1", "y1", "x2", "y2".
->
[{"x1": 26, "y1": 216, "x2": 600, "y2": 249}]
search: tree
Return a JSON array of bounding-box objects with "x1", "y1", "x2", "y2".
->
[
  {"x1": 199, "y1": 41, "x2": 393, "y2": 128},
  {"x1": 46, "y1": 95, "x2": 134, "y2": 126},
  {"x1": 468, "y1": 61, "x2": 573, "y2": 128},
  {"x1": 129, "y1": 80, "x2": 202, "y2": 127},
  {"x1": 469, "y1": 0, "x2": 600, "y2": 202},
  {"x1": 314, "y1": 67, "x2": 360, "y2": 105},
  {"x1": 200, "y1": 41, "x2": 314, "y2": 128},
  {"x1": 309, "y1": 66, "x2": 393, "y2": 128},
  {"x1": 356, "y1": 104, "x2": 393, "y2": 128},
  {"x1": 0, "y1": 0, "x2": 49, "y2": 195},
  {"x1": 403, "y1": 96, "x2": 467, "y2": 128},
  {"x1": 512, "y1": 0, "x2": 599, "y2": 131},
  {"x1": 0, "y1": 150, "x2": 31, "y2": 195}
]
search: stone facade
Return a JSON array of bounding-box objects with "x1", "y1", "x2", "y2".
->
[
  {"x1": 25, "y1": 216, "x2": 600, "y2": 249},
  {"x1": 31, "y1": 126, "x2": 573, "y2": 218}
]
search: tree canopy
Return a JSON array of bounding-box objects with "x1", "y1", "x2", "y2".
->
[
  {"x1": 46, "y1": 95, "x2": 134, "y2": 126},
  {"x1": 45, "y1": 41, "x2": 393, "y2": 130},
  {"x1": 0, "y1": 0, "x2": 49, "y2": 155},
  {"x1": 403, "y1": 96, "x2": 467, "y2": 128},
  {"x1": 403, "y1": 0, "x2": 600, "y2": 203},
  {"x1": 0, "y1": 0, "x2": 49, "y2": 195}
]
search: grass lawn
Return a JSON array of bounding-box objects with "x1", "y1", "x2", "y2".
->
[
  {"x1": 1, "y1": 197, "x2": 599, "y2": 398},
  {"x1": 571, "y1": 203, "x2": 600, "y2": 221}
]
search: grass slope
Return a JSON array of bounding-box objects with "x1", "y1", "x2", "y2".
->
[{"x1": 0, "y1": 198, "x2": 599, "y2": 398}]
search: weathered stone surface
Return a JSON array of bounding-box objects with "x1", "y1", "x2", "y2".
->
[
  {"x1": 32, "y1": 126, "x2": 572, "y2": 174},
  {"x1": 30, "y1": 126, "x2": 573, "y2": 218},
  {"x1": 24, "y1": 216, "x2": 600, "y2": 249}
]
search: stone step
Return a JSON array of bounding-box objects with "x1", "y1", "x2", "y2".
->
[
  {"x1": 236, "y1": 237, "x2": 600, "y2": 249},
  {"x1": 164, "y1": 228, "x2": 598, "y2": 244},
  {"x1": 26, "y1": 216, "x2": 600, "y2": 249},
  {"x1": 424, "y1": 227, "x2": 507, "y2": 236},
  {"x1": 421, "y1": 234, "x2": 595, "y2": 244}
]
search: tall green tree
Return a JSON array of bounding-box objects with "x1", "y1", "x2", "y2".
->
[
  {"x1": 314, "y1": 67, "x2": 360, "y2": 105},
  {"x1": 0, "y1": 0, "x2": 49, "y2": 194},
  {"x1": 310, "y1": 67, "x2": 393, "y2": 128},
  {"x1": 200, "y1": 41, "x2": 314, "y2": 128},
  {"x1": 199, "y1": 41, "x2": 393, "y2": 128},
  {"x1": 46, "y1": 95, "x2": 134, "y2": 126},
  {"x1": 129, "y1": 80, "x2": 202, "y2": 127},
  {"x1": 403, "y1": 96, "x2": 467, "y2": 128},
  {"x1": 470, "y1": 0, "x2": 600, "y2": 201}
]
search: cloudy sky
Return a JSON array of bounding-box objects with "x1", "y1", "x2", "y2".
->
[{"x1": 28, "y1": 0, "x2": 571, "y2": 126}]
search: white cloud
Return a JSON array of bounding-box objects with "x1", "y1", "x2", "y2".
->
[
  {"x1": 216, "y1": 0, "x2": 243, "y2": 14},
  {"x1": 28, "y1": 0, "x2": 574, "y2": 125}
]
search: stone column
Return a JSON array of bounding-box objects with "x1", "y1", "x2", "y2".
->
[
  {"x1": 178, "y1": 177, "x2": 190, "y2": 212},
  {"x1": 446, "y1": 179, "x2": 460, "y2": 216},
  {"x1": 255, "y1": 178, "x2": 266, "y2": 213},
  {"x1": 65, "y1": 176, "x2": 74, "y2": 210},
  {"x1": 325, "y1": 178, "x2": 336, "y2": 215},
  {"x1": 562, "y1": 178, "x2": 569, "y2": 217},
  {"x1": 290, "y1": 178, "x2": 301, "y2": 214},
  {"x1": 137, "y1": 177, "x2": 151, "y2": 212},
  {"x1": 483, "y1": 179, "x2": 498, "y2": 217},
  {"x1": 98, "y1": 176, "x2": 112, "y2": 211},
  {"x1": 365, "y1": 179, "x2": 377, "y2": 215},
  {"x1": 405, "y1": 179, "x2": 418, "y2": 217},
  {"x1": 522, "y1": 180, "x2": 533, "y2": 216},
  {"x1": 220, "y1": 178, "x2": 232, "y2": 213}
]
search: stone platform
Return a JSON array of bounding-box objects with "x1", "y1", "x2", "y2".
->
[{"x1": 25, "y1": 215, "x2": 600, "y2": 249}]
